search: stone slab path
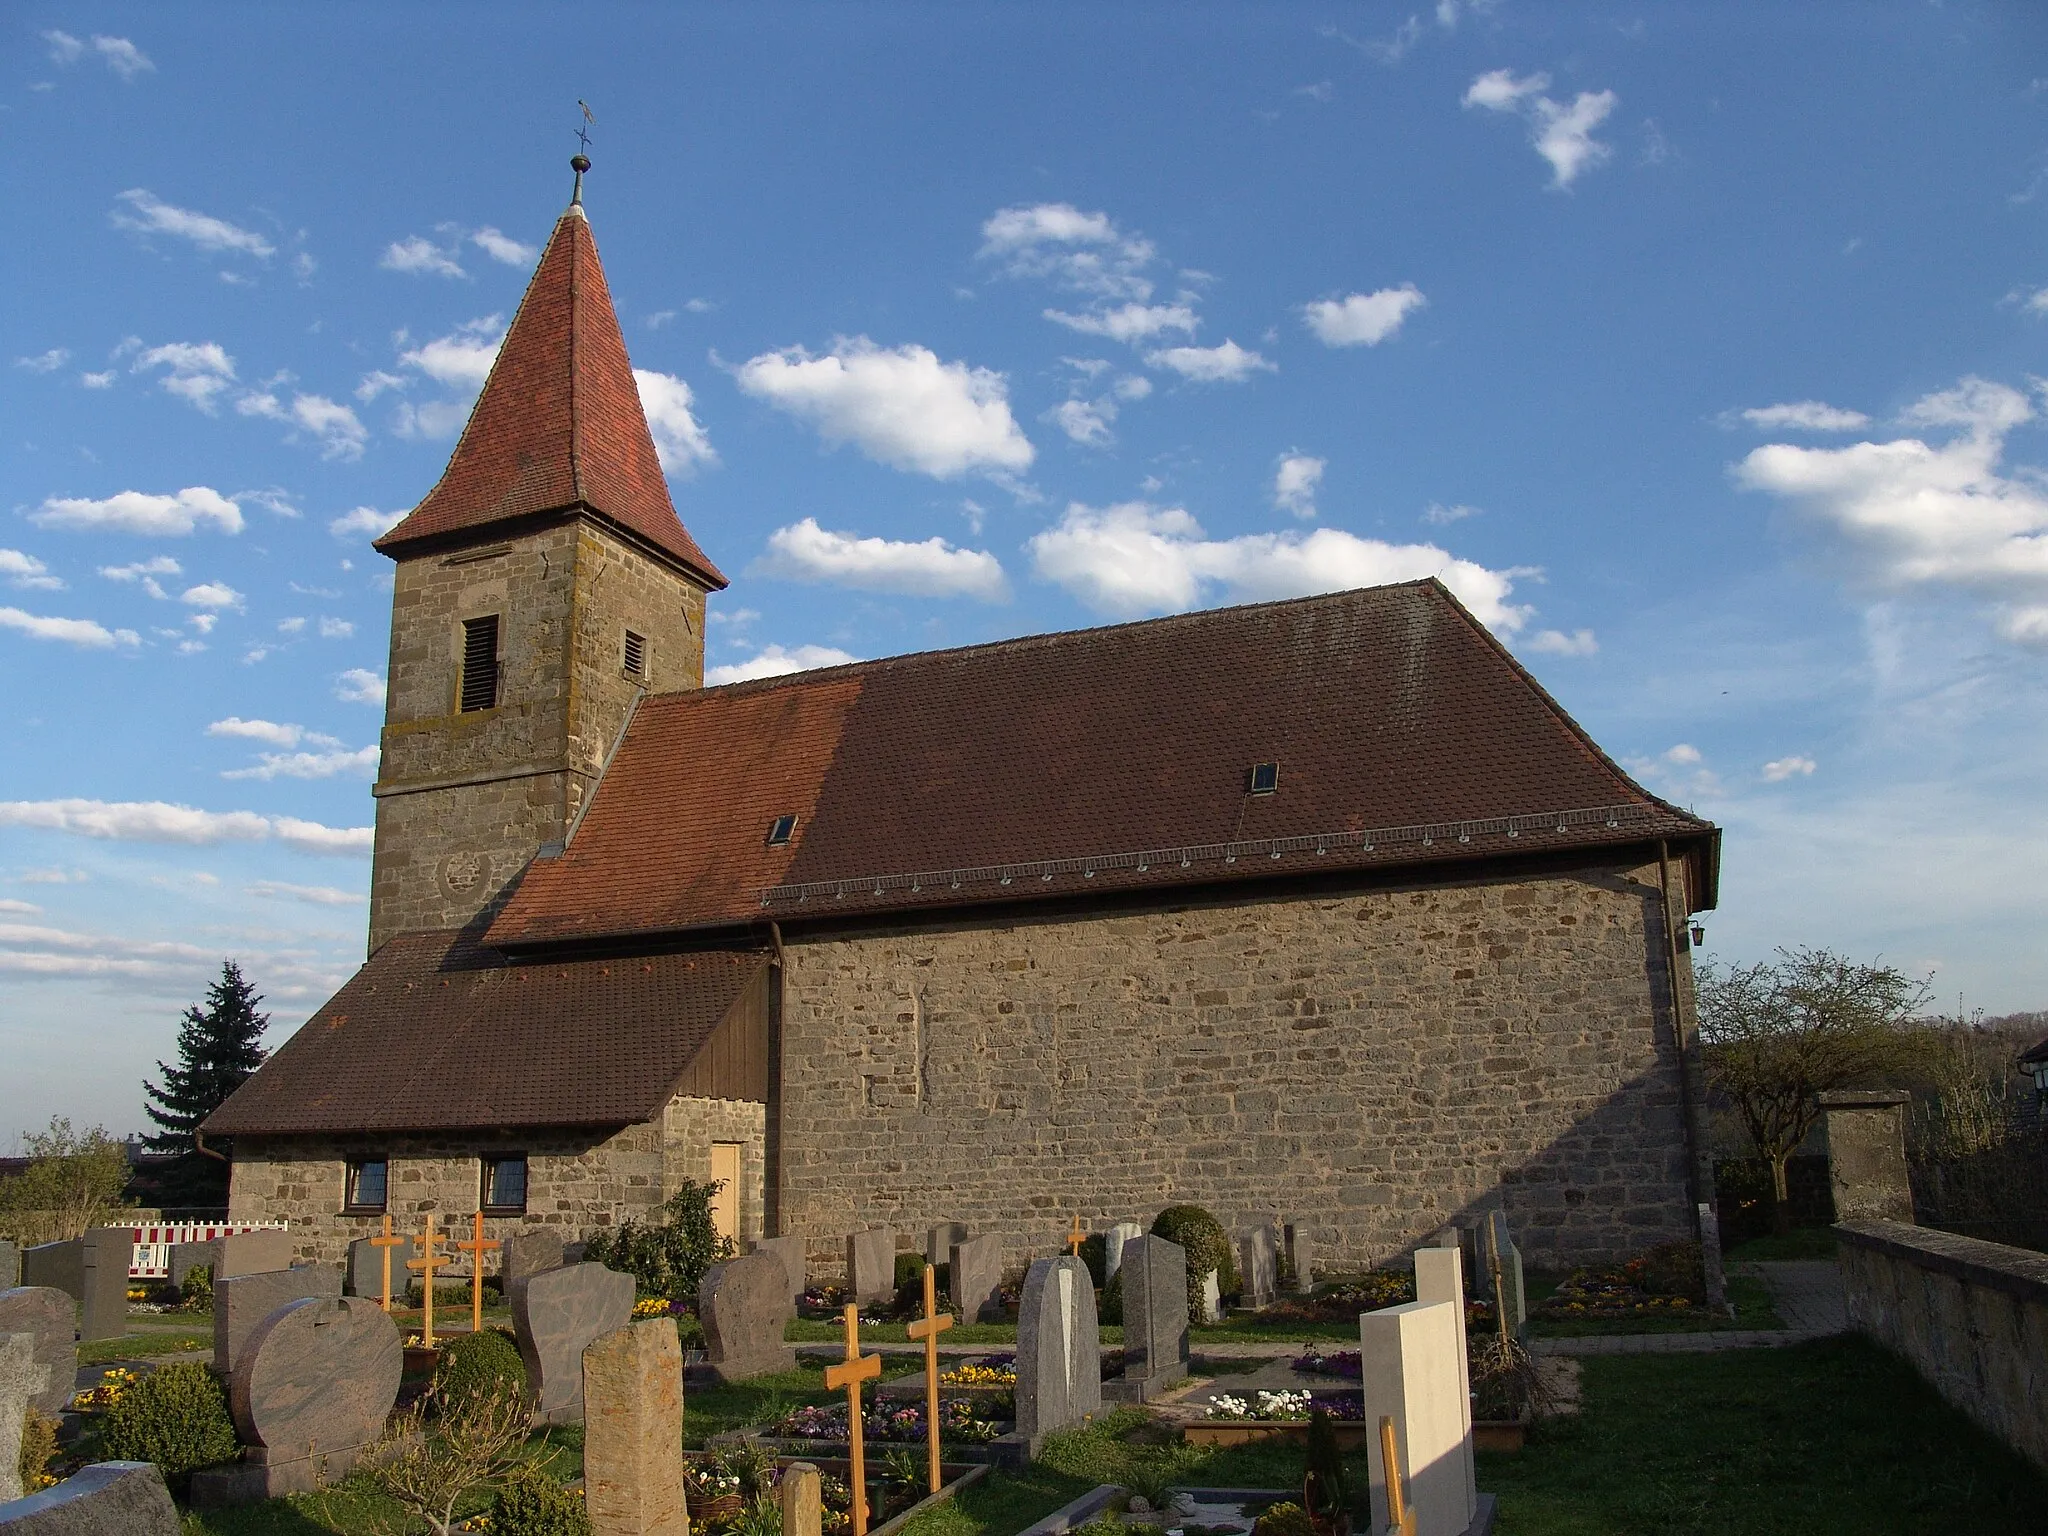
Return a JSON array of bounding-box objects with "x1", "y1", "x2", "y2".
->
[{"x1": 1529, "y1": 1260, "x2": 1847, "y2": 1357}]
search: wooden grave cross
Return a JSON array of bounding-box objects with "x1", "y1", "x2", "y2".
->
[
  {"x1": 904, "y1": 1264, "x2": 954, "y2": 1493},
  {"x1": 822, "y1": 1302, "x2": 883, "y2": 1536},
  {"x1": 1379, "y1": 1415, "x2": 1417, "y2": 1536},
  {"x1": 369, "y1": 1213, "x2": 407, "y2": 1313},
  {"x1": 406, "y1": 1213, "x2": 449, "y2": 1348},
  {"x1": 1067, "y1": 1215, "x2": 1084, "y2": 1256},
  {"x1": 456, "y1": 1211, "x2": 501, "y2": 1335}
]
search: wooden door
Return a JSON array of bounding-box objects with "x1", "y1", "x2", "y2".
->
[{"x1": 710, "y1": 1142, "x2": 741, "y2": 1244}]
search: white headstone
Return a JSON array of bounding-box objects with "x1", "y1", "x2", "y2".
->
[
  {"x1": 1412, "y1": 1248, "x2": 1476, "y2": 1517},
  {"x1": 1360, "y1": 1300, "x2": 1474, "y2": 1536},
  {"x1": 1199, "y1": 1269, "x2": 1222, "y2": 1324},
  {"x1": 1102, "y1": 1222, "x2": 1144, "y2": 1282},
  {"x1": 1238, "y1": 1226, "x2": 1277, "y2": 1309}
]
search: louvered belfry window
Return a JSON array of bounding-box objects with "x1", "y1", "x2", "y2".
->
[
  {"x1": 622, "y1": 628, "x2": 646, "y2": 678},
  {"x1": 460, "y1": 615, "x2": 500, "y2": 712}
]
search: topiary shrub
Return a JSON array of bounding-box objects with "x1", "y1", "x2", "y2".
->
[
  {"x1": 1150, "y1": 1205, "x2": 1237, "y2": 1323},
  {"x1": 99, "y1": 1361, "x2": 238, "y2": 1489},
  {"x1": 491, "y1": 1464, "x2": 593, "y2": 1536},
  {"x1": 432, "y1": 1326, "x2": 528, "y2": 1417}
]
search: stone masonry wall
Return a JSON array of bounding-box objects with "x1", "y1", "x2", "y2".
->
[
  {"x1": 228, "y1": 1091, "x2": 758, "y2": 1266},
  {"x1": 777, "y1": 861, "x2": 1696, "y2": 1272}
]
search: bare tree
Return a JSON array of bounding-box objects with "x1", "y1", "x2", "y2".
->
[
  {"x1": 1698, "y1": 948, "x2": 1930, "y2": 1234},
  {"x1": 359, "y1": 1379, "x2": 532, "y2": 1536}
]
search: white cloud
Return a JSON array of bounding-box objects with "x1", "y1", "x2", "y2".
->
[
  {"x1": 330, "y1": 506, "x2": 405, "y2": 542},
  {"x1": 112, "y1": 190, "x2": 272, "y2": 257},
  {"x1": 99, "y1": 556, "x2": 180, "y2": 600},
  {"x1": 705, "y1": 643, "x2": 862, "y2": 686},
  {"x1": 80, "y1": 370, "x2": 116, "y2": 389},
  {"x1": 356, "y1": 369, "x2": 407, "y2": 402},
  {"x1": 91, "y1": 36, "x2": 153, "y2": 79},
  {"x1": 757, "y1": 518, "x2": 1008, "y2": 601},
  {"x1": 395, "y1": 316, "x2": 502, "y2": 397},
  {"x1": 1527, "y1": 627, "x2": 1599, "y2": 656},
  {"x1": 1734, "y1": 378, "x2": 2048, "y2": 639},
  {"x1": 16, "y1": 349, "x2": 70, "y2": 374},
  {"x1": 1302, "y1": 285, "x2": 1427, "y2": 347},
  {"x1": 1424, "y1": 502, "x2": 1481, "y2": 526},
  {"x1": 318, "y1": 616, "x2": 354, "y2": 639},
  {"x1": 1739, "y1": 401, "x2": 1871, "y2": 432},
  {"x1": 0, "y1": 608, "x2": 139, "y2": 649},
  {"x1": 1047, "y1": 398, "x2": 1117, "y2": 447},
  {"x1": 180, "y1": 582, "x2": 242, "y2": 610},
  {"x1": 208, "y1": 717, "x2": 327, "y2": 748},
  {"x1": 1999, "y1": 606, "x2": 2048, "y2": 647},
  {"x1": 42, "y1": 30, "x2": 83, "y2": 63},
  {"x1": 733, "y1": 337, "x2": 1034, "y2": 479},
  {"x1": 1273, "y1": 454, "x2": 1325, "y2": 518},
  {"x1": 0, "y1": 551, "x2": 63, "y2": 591},
  {"x1": 380, "y1": 235, "x2": 466, "y2": 279},
  {"x1": 632, "y1": 370, "x2": 717, "y2": 474},
  {"x1": 1664, "y1": 743, "x2": 1702, "y2": 765},
  {"x1": 470, "y1": 226, "x2": 537, "y2": 266},
  {"x1": 1145, "y1": 340, "x2": 1276, "y2": 383},
  {"x1": 235, "y1": 391, "x2": 367, "y2": 459},
  {"x1": 335, "y1": 669, "x2": 387, "y2": 706},
  {"x1": 132, "y1": 340, "x2": 236, "y2": 411},
  {"x1": 1044, "y1": 303, "x2": 1198, "y2": 343},
  {"x1": 278, "y1": 617, "x2": 306, "y2": 634},
  {"x1": 392, "y1": 401, "x2": 472, "y2": 440},
  {"x1": 1761, "y1": 755, "x2": 1817, "y2": 782},
  {"x1": 35, "y1": 487, "x2": 242, "y2": 538},
  {"x1": 223, "y1": 743, "x2": 380, "y2": 781},
  {"x1": 0, "y1": 899, "x2": 41, "y2": 915},
  {"x1": 979, "y1": 203, "x2": 1159, "y2": 302},
  {"x1": 246, "y1": 880, "x2": 366, "y2": 907},
  {"x1": 2011, "y1": 286, "x2": 2048, "y2": 317},
  {"x1": 1463, "y1": 71, "x2": 1618, "y2": 188},
  {"x1": 1027, "y1": 501, "x2": 1531, "y2": 630},
  {"x1": 1113, "y1": 375, "x2": 1153, "y2": 402},
  {"x1": 186, "y1": 613, "x2": 217, "y2": 636}
]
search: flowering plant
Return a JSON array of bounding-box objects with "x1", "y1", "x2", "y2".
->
[
  {"x1": 71, "y1": 1367, "x2": 137, "y2": 1412},
  {"x1": 1205, "y1": 1389, "x2": 1313, "y2": 1421}
]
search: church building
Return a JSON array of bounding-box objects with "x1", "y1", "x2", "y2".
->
[{"x1": 205, "y1": 168, "x2": 1722, "y2": 1276}]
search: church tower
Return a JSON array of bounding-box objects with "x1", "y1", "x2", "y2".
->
[{"x1": 367, "y1": 160, "x2": 726, "y2": 953}]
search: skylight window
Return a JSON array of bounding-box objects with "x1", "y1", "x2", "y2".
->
[
  {"x1": 1249, "y1": 761, "x2": 1280, "y2": 795},
  {"x1": 766, "y1": 814, "x2": 798, "y2": 847}
]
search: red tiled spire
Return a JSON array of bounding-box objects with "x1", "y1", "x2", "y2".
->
[{"x1": 375, "y1": 197, "x2": 726, "y2": 588}]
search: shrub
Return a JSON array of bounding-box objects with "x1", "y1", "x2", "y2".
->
[
  {"x1": 1150, "y1": 1205, "x2": 1237, "y2": 1323},
  {"x1": 99, "y1": 1361, "x2": 238, "y2": 1488},
  {"x1": 1078, "y1": 1233, "x2": 1107, "y2": 1287},
  {"x1": 1252, "y1": 1502, "x2": 1317, "y2": 1536},
  {"x1": 18, "y1": 1405, "x2": 60, "y2": 1493},
  {"x1": 491, "y1": 1464, "x2": 592, "y2": 1536},
  {"x1": 433, "y1": 1327, "x2": 528, "y2": 1416},
  {"x1": 179, "y1": 1264, "x2": 214, "y2": 1309},
  {"x1": 581, "y1": 1181, "x2": 734, "y2": 1302},
  {"x1": 1634, "y1": 1240, "x2": 1707, "y2": 1302}
]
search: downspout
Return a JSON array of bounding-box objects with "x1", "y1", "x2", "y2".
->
[
  {"x1": 764, "y1": 922, "x2": 788, "y2": 1238},
  {"x1": 193, "y1": 1129, "x2": 229, "y2": 1163}
]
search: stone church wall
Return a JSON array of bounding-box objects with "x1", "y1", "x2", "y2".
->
[
  {"x1": 776, "y1": 861, "x2": 1696, "y2": 1273},
  {"x1": 228, "y1": 1093, "x2": 763, "y2": 1266}
]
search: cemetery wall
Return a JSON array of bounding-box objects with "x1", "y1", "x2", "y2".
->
[
  {"x1": 1838, "y1": 1219, "x2": 2048, "y2": 1471},
  {"x1": 228, "y1": 1089, "x2": 757, "y2": 1262},
  {"x1": 777, "y1": 859, "x2": 1697, "y2": 1270}
]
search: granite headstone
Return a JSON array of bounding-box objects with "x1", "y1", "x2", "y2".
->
[
  {"x1": 697, "y1": 1252, "x2": 796, "y2": 1383},
  {"x1": 1106, "y1": 1235, "x2": 1186, "y2": 1404},
  {"x1": 513, "y1": 1261, "x2": 636, "y2": 1425},
  {"x1": 78, "y1": 1229, "x2": 130, "y2": 1344},
  {"x1": 1237, "y1": 1226, "x2": 1277, "y2": 1309},
  {"x1": 502, "y1": 1229, "x2": 566, "y2": 1290},
  {"x1": 0, "y1": 1290, "x2": 75, "y2": 1416},
  {"x1": 0, "y1": 1461, "x2": 181, "y2": 1535},
  {"x1": 1101, "y1": 1222, "x2": 1143, "y2": 1282},
  {"x1": 846, "y1": 1228, "x2": 895, "y2": 1306},
  {"x1": 0, "y1": 1244, "x2": 18, "y2": 1291},
  {"x1": 926, "y1": 1223, "x2": 968, "y2": 1270},
  {"x1": 1283, "y1": 1222, "x2": 1315, "y2": 1292},
  {"x1": 0, "y1": 1334, "x2": 36, "y2": 1501},
  {"x1": 214, "y1": 1266, "x2": 343, "y2": 1375},
  {"x1": 217, "y1": 1231, "x2": 294, "y2": 1280},
  {"x1": 169, "y1": 1242, "x2": 219, "y2": 1291},
  {"x1": 746, "y1": 1235, "x2": 808, "y2": 1305},
  {"x1": 1012, "y1": 1255, "x2": 1102, "y2": 1455},
  {"x1": 19, "y1": 1244, "x2": 81, "y2": 1304},
  {"x1": 949, "y1": 1234, "x2": 1004, "y2": 1323},
  {"x1": 582, "y1": 1318, "x2": 687, "y2": 1536}
]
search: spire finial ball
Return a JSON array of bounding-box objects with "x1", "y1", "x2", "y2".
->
[{"x1": 571, "y1": 154, "x2": 591, "y2": 175}]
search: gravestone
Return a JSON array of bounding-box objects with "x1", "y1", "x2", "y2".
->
[
  {"x1": 1698, "y1": 1202, "x2": 1729, "y2": 1314},
  {"x1": 513, "y1": 1261, "x2": 635, "y2": 1425},
  {"x1": 1237, "y1": 1226, "x2": 1277, "y2": 1309},
  {"x1": 846, "y1": 1228, "x2": 895, "y2": 1306},
  {"x1": 344, "y1": 1239, "x2": 384, "y2": 1300},
  {"x1": 1360, "y1": 1300, "x2": 1476, "y2": 1536},
  {"x1": 747, "y1": 1235, "x2": 808, "y2": 1305},
  {"x1": 1283, "y1": 1223, "x2": 1315, "y2": 1291},
  {"x1": 926, "y1": 1222, "x2": 968, "y2": 1269},
  {"x1": 0, "y1": 1461, "x2": 180, "y2": 1535},
  {"x1": 1482, "y1": 1211, "x2": 1524, "y2": 1330},
  {"x1": 170, "y1": 1242, "x2": 219, "y2": 1291},
  {"x1": 1199, "y1": 1269, "x2": 1223, "y2": 1324},
  {"x1": 1102, "y1": 1222, "x2": 1143, "y2": 1282},
  {"x1": 780, "y1": 1460, "x2": 822, "y2": 1536},
  {"x1": 583, "y1": 1318, "x2": 687, "y2": 1536},
  {"x1": 1819, "y1": 1089, "x2": 1915, "y2": 1224},
  {"x1": 502, "y1": 1228, "x2": 567, "y2": 1290},
  {"x1": 1104, "y1": 1235, "x2": 1186, "y2": 1404},
  {"x1": 949, "y1": 1234, "x2": 1003, "y2": 1323},
  {"x1": 697, "y1": 1252, "x2": 796, "y2": 1382},
  {"x1": 0, "y1": 1290, "x2": 76, "y2": 1416},
  {"x1": 214, "y1": 1266, "x2": 343, "y2": 1375},
  {"x1": 1, "y1": 1334, "x2": 36, "y2": 1501},
  {"x1": 78, "y1": 1229, "x2": 130, "y2": 1344},
  {"x1": 0, "y1": 1244, "x2": 18, "y2": 1290},
  {"x1": 19, "y1": 1244, "x2": 81, "y2": 1303},
  {"x1": 1413, "y1": 1248, "x2": 1476, "y2": 1516},
  {"x1": 217, "y1": 1231, "x2": 294, "y2": 1279},
  {"x1": 196, "y1": 1296, "x2": 401, "y2": 1503},
  {"x1": 1011, "y1": 1255, "x2": 1102, "y2": 1456}
]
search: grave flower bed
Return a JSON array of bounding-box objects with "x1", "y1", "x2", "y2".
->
[
  {"x1": 1536, "y1": 1268, "x2": 1697, "y2": 1320},
  {"x1": 1203, "y1": 1390, "x2": 1365, "y2": 1423},
  {"x1": 680, "y1": 1448, "x2": 984, "y2": 1535},
  {"x1": 938, "y1": 1354, "x2": 1014, "y2": 1387},
  {"x1": 769, "y1": 1395, "x2": 1005, "y2": 1445}
]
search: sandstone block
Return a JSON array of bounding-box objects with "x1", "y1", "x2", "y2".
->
[{"x1": 582, "y1": 1318, "x2": 686, "y2": 1536}]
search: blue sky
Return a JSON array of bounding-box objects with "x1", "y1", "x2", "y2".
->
[{"x1": 5, "y1": 3, "x2": 2047, "y2": 1145}]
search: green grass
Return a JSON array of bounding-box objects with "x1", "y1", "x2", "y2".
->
[
  {"x1": 786, "y1": 1315, "x2": 1370, "y2": 1347},
  {"x1": 1522, "y1": 1273, "x2": 1781, "y2": 1338},
  {"x1": 80, "y1": 1330, "x2": 211, "y2": 1364},
  {"x1": 1481, "y1": 1336, "x2": 2046, "y2": 1535},
  {"x1": 1725, "y1": 1226, "x2": 1840, "y2": 1262}
]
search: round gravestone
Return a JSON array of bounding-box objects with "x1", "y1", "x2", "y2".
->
[{"x1": 229, "y1": 1295, "x2": 402, "y2": 1458}]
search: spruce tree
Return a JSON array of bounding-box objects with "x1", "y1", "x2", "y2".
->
[{"x1": 142, "y1": 962, "x2": 269, "y2": 1206}]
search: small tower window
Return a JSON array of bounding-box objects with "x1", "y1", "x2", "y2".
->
[
  {"x1": 622, "y1": 628, "x2": 646, "y2": 678},
  {"x1": 1249, "y1": 761, "x2": 1280, "y2": 795},
  {"x1": 766, "y1": 814, "x2": 798, "y2": 847},
  {"x1": 460, "y1": 615, "x2": 500, "y2": 712}
]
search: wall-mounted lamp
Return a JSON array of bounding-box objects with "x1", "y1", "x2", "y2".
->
[{"x1": 1690, "y1": 923, "x2": 1706, "y2": 947}]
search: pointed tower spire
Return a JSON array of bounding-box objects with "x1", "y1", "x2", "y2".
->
[{"x1": 375, "y1": 166, "x2": 725, "y2": 589}]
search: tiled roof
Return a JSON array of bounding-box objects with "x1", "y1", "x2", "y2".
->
[
  {"x1": 489, "y1": 579, "x2": 1716, "y2": 948},
  {"x1": 202, "y1": 931, "x2": 766, "y2": 1135},
  {"x1": 374, "y1": 203, "x2": 726, "y2": 589}
]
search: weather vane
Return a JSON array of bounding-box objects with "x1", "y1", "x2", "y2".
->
[
  {"x1": 576, "y1": 99, "x2": 596, "y2": 156},
  {"x1": 571, "y1": 100, "x2": 595, "y2": 205}
]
